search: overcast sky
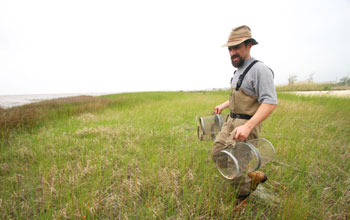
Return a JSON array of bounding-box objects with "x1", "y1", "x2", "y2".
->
[{"x1": 1, "y1": 0, "x2": 350, "y2": 95}]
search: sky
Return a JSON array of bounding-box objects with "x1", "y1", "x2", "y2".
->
[{"x1": 1, "y1": 0, "x2": 350, "y2": 95}]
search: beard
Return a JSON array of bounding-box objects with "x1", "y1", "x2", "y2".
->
[{"x1": 231, "y1": 54, "x2": 244, "y2": 68}]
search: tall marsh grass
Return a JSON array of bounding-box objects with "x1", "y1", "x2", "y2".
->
[
  {"x1": 0, "y1": 91, "x2": 349, "y2": 219},
  {"x1": 276, "y1": 82, "x2": 336, "y2": 92}
]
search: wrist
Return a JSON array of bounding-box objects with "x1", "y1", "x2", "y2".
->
[{"x1": 245, "y1": 120, "x2": 255, "y2": 131}]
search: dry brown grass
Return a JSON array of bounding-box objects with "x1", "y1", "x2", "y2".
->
[
  {"x1": 276, "y1": 82, "x2": 333, "y2": 91},
  {"x1": 0, "y1": 95, "x2": 115, "y2": 143},
  {"x1": 332, "y1": 85, "x2": 350, "y2": 90}
]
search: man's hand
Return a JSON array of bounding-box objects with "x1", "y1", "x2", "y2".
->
[
  {"x1": 233, "y1": 103, "x2": 277, "y2": 141},
  {"x1": 214, "y1": 100, "x2": 229, "y2": 114},
  {"x1": 233, "y1": 124, "x2": 252, "y2": 141}
]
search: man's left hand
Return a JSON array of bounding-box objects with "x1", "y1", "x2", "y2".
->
[{"x1": 233, "y1": 104, "x2": 277, "y2": 142}]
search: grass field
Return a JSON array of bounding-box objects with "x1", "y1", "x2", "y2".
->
[{"x1": 0, "y1": 91, "x2": 349, "y2": 219}]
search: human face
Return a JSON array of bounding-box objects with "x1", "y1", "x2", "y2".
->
[{"x1": 228, "y1": 42, "x2": 251, "y2": 68}]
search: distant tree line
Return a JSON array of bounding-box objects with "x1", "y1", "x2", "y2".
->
[
  {"x1": 288, "y1": 73, "x2": 350, "y2": 86},
  {"x1": 288, "y1": 73, "x2": 314, "y2": 85}
]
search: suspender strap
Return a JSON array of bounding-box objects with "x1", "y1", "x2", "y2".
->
[{"x1": 235, "y1": 60, "x2": 259, "y2": 91}]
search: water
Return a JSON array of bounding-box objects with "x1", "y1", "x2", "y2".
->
[{"x1": 0, "y1": 92, "x2": 114, "y2": 109}]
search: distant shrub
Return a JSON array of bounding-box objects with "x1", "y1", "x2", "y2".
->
[
  {"x1": 288, "y1": 74, "x2": 298, "y2": 85},
  {"x1": 322, "y1": 85, "x2": 331, "y2": 91}
]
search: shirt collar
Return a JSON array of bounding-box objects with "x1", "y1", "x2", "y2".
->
[{"x1": 238, "y1": 57, "x2": 255, "y2": 70}]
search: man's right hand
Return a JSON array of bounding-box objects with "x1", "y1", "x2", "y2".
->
[
  {"x1": 214, "y1": 105, "x2": 223, "y2": 114},
  {"x1": 213, "y1": 100, "x2": 230, "y2": 114}
]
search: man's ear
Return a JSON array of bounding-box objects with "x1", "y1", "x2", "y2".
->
[{"x1": 247, "y1": 41, "x2": 253, "y2": 49}]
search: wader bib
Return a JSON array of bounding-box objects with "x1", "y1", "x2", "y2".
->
[{"x1": 212, "y1": 62, "x2": 262, "y2": 196}]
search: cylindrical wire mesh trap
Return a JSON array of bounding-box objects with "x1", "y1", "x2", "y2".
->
[
  {"x1": 197, "y1": 114, "x2": 226, "y2": 141},
  {"x1": 215, "y1": 138, "x2": 275, "y2": 180}
]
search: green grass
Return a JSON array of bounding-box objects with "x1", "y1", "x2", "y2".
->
[{"x1": 0, "y1": 91, "x2": 349, "y2": 219}]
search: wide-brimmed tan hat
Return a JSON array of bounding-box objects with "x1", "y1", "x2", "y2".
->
[{"x1": 222, "y1": 25, "x2": 258, "y2": 47}]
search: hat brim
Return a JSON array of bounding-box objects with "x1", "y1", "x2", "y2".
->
[{"x1": 222, "y1": 38, "x2": 258, "y2": 47}]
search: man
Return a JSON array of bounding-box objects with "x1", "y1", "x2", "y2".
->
[{"x1": 211, "y1": 25, "x2": 278, "y2": 200}]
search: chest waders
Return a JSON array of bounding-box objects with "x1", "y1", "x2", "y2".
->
[{"x1": 211, "y1": 60, "x2": 262, "y2": 196}]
